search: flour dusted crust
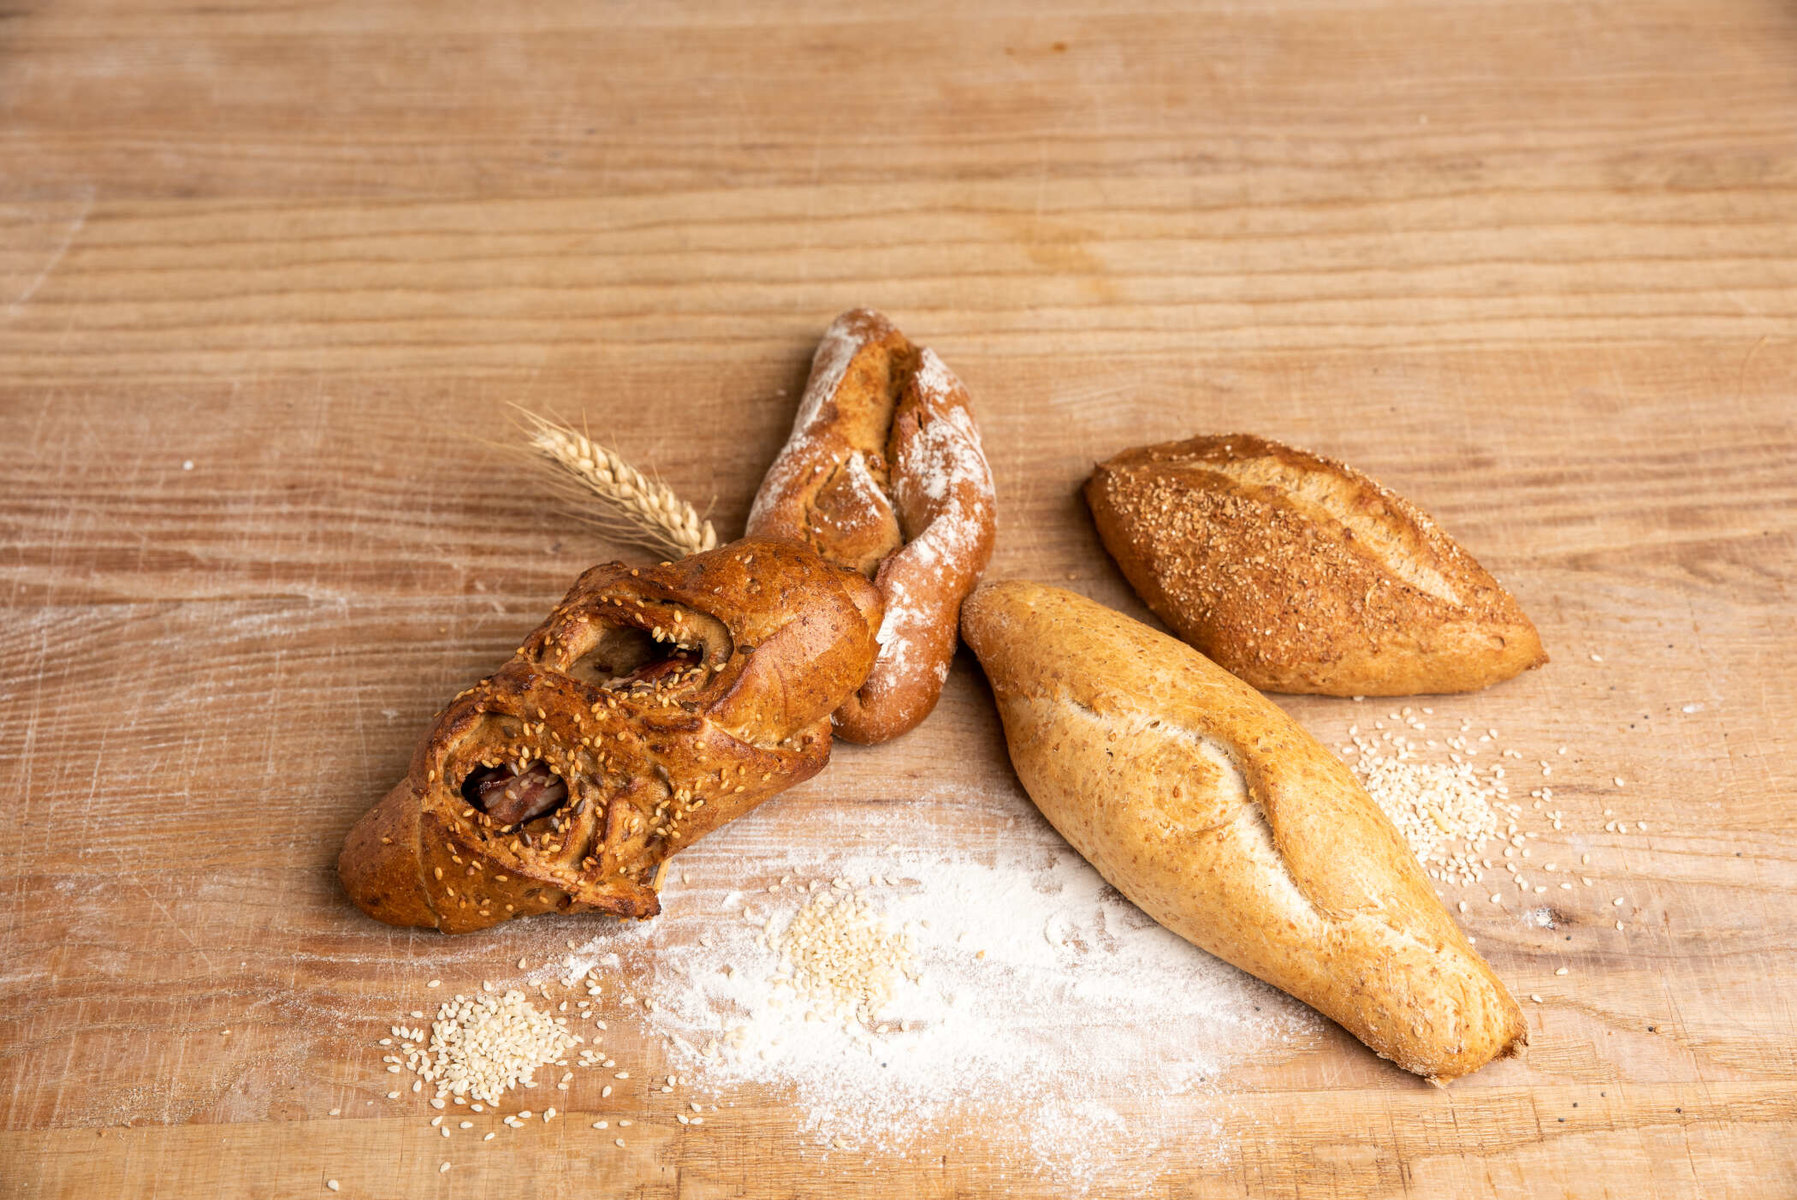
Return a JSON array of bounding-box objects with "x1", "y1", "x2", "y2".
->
[
  {"x1": 961, "y1": 581, "x2": 1528, "y2": 1083},
  {"x1": 338, "y1": 539, "x2": 882, "y2": 933},
  {"x1": 1085, "y1": 433, "x2": 1547, "y2": 696},
  {"x1": 748, "y1": 309, "x2": 997, "y2": 744}
]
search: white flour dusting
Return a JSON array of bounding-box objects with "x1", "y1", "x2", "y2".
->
[
  {"x1": 745, "y1": 311, "x2": 871, "y2": 529},
  {"x1": 869, "y1": 347, "x2": 996, "y2": 697},
  {"x1": 555, "y1": 794, "x2": 1313, "y2": 1190}
]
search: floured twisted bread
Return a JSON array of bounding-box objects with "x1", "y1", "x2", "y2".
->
[
  {"x1": 1085, "y1": 433, "x2": 1546, "y2": 695},
  {"x1": 961, "y1": 581, "x2": 1527, "y2": 1083},
  {"x1": 339, "y1": 539, "x2": 882, "y2": 933},
  {"x1": 747, "y1": 309, "x2": 997, "y2": 744}
]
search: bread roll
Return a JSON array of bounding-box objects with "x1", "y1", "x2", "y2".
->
[
  {"x1": 1085, "y1": 433, "x2": 1546, "y2": 695},
  {"x1": 961, "y1": 580, "x2": 1527, "y2": 1083},
  {"x1": 339, "y1": 539, "x2": 882, "y2": 933},
  {"x1": 747, "y1": 309, "x2": 997, "y2": 744}
]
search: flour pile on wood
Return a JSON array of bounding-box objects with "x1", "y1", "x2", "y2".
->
[{"x1": 560, "y1": 795, "x2": 1312, "y2": 1191}]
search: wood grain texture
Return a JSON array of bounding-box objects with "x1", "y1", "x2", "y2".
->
[{"x1": 3, "y1": 0, "x2": 1795, "y2": 1196}]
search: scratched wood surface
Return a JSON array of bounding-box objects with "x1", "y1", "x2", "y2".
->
[{"x1": 3, "y1": 0, "x2": 1796, "y2": 1196}]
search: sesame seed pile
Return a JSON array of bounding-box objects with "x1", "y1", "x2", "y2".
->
[
  {"x1": 345, "y1": 952, "x2": 729, "y2": 1183},
  {"x1": 1339, "y1": 701, "x2": 1641, "y2": 929},
  {"x1": 774, "y1": 888, "x2": 920, "y2": 1027},
  {"x1": 408, "y1": 990, "x2": 582, "y2": 1105},
  {"x1": 1343, "y1": 707, "x2": 1516, "y2": 888}
]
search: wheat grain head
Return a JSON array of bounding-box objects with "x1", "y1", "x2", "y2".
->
[{"x1": 518, "y1": 410, "x2": 717, "y2": 559}]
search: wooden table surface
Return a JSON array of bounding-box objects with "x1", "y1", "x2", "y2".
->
[{"x1": 4, "y1": 1, "x2": 1796, "y2": 1196}]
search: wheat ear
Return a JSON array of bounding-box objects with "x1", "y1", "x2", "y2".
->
[{"x1": 519, "y1": 410, "x2": 718, "y2": 559}]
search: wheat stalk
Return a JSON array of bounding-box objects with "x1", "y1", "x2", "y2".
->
[{"x1": 518, "y1": 410, "x2": 717, "y2": 559}]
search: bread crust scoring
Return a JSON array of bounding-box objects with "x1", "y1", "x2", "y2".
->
[
  {"x1": 1085, "y1": 433, "x2": 1547, "y2": 696},
  {"x1": 961, "y1": 580, "x2": 1528, "y2": 1083}
]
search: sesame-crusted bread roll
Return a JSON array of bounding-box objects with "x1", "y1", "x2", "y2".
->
[
  {"x1": 747, "y1": 309, "x2": 997, "y2": 744},
  {"x1": 961, "y1": 581, "x2": 1528, "y2": 1084},
  {"x1": 338, "y1": 539, "x2": 882, "y2": 933},
  {"x1": 1085, "y1": 433, "x2": 1546, "y2": 696}
]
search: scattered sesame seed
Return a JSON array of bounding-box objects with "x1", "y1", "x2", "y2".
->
[
  {"x1": 1531, "y1": 994, "x2": 1544, "y2": 1003},
  {"x1": 326, "y1": 1183, "x2": 339, "y2": 1193},
  {"x1": 1555, "y1": 967, "x2": 1569, "y2": 976}
]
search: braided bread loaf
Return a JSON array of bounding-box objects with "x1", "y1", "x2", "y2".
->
[
  {"x1": 338, "y1": 539, "x2": 882, "y2": 933},
  {"x1": 747, "y1": 309, "x2": 997, "y2": 744}
]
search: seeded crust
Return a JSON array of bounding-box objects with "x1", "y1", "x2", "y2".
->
[
  {"x1": 961, "y1": 581, "x2": 1528, "y2": 1084},
  {"x1": 1085, "y1": 433, "x2": 1547, "y2": 696},
  {"x1": 747, "y1": 309, "x2": 997, "y2": 744},
  {"x1": 338, "y1": 539, "x2": 883, "y2": 934}
]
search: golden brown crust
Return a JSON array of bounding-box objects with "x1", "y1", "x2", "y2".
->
[
  {"x1": 338, "y1": 539, "x2": 882, "y2": 933},
  {"x1": 747, "y1": 309, "x2": 996, "y2": 743},
  {"x1": 961, "y1": 581, "x2": 1528, "y2": 1083},
  {"x1": 1085, "y1": 433, "x2": 1547, "y2": 696}
]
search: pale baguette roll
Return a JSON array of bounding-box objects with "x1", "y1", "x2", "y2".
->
[{"x1": 960, "y1": 580, "x2": 1527, "y2": 1083}]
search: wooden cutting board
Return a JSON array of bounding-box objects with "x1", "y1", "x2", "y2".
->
[{"x1": 3, "y1": 1, "x2": 1794, "y2": 1196}]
